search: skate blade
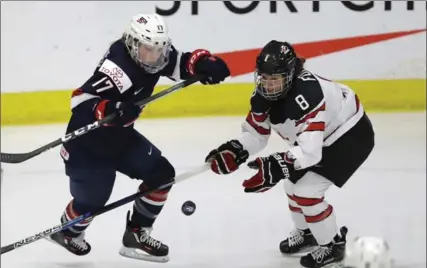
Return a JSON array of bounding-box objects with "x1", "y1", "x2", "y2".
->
[
  {"x1": 299, "y1": 260, "x2": 344, "y2": 268},
  {"x1": 282, "y1": 246, "x2": 317, "y2": 258},
  {"x1": 119, "y1": 246, "x2": 169, "y2": 263}
]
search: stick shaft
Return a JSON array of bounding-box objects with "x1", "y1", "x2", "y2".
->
[
  {"x1": 0, "y1": 164, "x2": 209, "y2": 254},
  {"x1": 1, "y1": 77, "x2": 201, "y2": 164}
]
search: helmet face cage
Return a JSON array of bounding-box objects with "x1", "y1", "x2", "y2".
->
[
  {"x1": 124, "y1": 34, "x2": 171, "y2": 74},
  {"x1": 255, "y1": 68, "x2": 295, "y2": 101}
]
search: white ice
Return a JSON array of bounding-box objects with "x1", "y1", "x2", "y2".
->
[{"x1": 1, "y1": 113, "x2": 426, "y2": 268}]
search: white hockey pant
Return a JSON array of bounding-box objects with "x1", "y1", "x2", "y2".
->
[{"x1": 284, "y1": 171, "x2": 338, "y2": 245}]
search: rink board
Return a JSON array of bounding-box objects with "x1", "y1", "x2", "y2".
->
[{"x1": 1, "y1": 79, "x2": 425, "y2": 126}]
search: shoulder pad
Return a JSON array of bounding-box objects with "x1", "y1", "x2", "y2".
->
[
  {"x1": 250, "y1": 89, "x2": 272, "y2": 114},
  {"x1": 96, "y1": 41, "x2": 133, "y2": 93},
  {"x1": 284, "y1": 70, "x2": 325, "y2": 120},
  {"x1": 296, "y1": 69, "x2": 319, "y2": 84},
  {"x1": 158, "y1": 45, "x2": 181, "y2": 80}
]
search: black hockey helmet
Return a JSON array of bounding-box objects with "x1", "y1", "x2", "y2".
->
[{"x1": 255, "y1": 40, "x2": 298, "y2": 100}]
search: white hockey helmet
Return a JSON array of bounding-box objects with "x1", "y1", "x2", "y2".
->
[
  {"x1": 344, "y1": 236, "x2": 394, "y2": 268},
  {"x1": 123, "y1": 13, "x2": 172, "y2": 73}
]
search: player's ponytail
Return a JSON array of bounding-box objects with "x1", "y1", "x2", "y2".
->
[{"x1": 295, "y1": 57, "x2": 306, "y2": 75}]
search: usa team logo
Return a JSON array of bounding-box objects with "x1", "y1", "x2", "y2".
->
[{"x1": 137, "y1": 17, "x2": 147, "y2": 24}]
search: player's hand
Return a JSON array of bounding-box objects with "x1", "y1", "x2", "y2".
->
[
  {"x1": 187, "y1": 49, "x2": 230, "y2": 85},
  {"x1": 95, "y1": 100, "x2": 142, "y2": 127},
  {"x1": 205, "y1": 140, "x2": 249, "y2": 175},
  {"x1": 242, "y1": 152, "x2": 295, "y2": 193}
]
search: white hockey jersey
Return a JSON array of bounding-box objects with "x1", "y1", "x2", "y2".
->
[{"x1": 237, "y1": 70, "x2": 364, "y2": 170}]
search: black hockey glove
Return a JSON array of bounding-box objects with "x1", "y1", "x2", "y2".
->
[
  {"x1": 205, "y1": 140, "x2": 249, "y2": 175},
  {"x1": 187, "y1": 49, "x2": 230, "y2": 85},
  {"x1": 95, "y1": 100, "x2": 142, "y2": 127},
  {"x1": 242, "y1": 152, "x2": 297, "y2": 193}
]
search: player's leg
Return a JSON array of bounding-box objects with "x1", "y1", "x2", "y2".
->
[
  {"x1": 292, "y1": 171, "x2": 346, "y2": 268},
  {"x1": 48, "y1": 153, "x2": 116, "y2": 256},
  {"x1": 297, "y1": 113, "x2": 375, "y2": 268},
  {"x1": 115, "y1": 131, "x2": 175, "y2": 262},
  {"x1": 279, "y1": 178, "x2": 318, "y2": 255}
]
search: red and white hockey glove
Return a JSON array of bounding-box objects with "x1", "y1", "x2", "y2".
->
[
  {"x1": 186, "y1": 49, "x2": 230, "y2": 85},
  {"x1": 243, "y1": 152, "x2": 296, "y2": 193},
  {"x1": 205, "y1": 140, "x2": 249, "y2": 175}
]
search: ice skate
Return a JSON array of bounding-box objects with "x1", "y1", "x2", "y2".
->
[
  {"x1": 280, "y1": 228, "x2": 318, "y2": 255},
  {"x1": 119, "y1": 211, "x2": 169, "y2": 263},
  {"x1": 46, "y1": 231, "x2": 91, "y2": 256},
  {"x1": 300, "y1": 226, "x2": 348, "y2": 268}
]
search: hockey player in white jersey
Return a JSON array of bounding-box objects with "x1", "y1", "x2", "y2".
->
[{"x1": 205, "y1": 40, "x2": 375, "y2": 268}]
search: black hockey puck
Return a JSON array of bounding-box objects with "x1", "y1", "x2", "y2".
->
[{"x1": 181, "y1": 200, "x2": 196, "y2": 216}]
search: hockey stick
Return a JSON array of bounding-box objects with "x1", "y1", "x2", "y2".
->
[
  {"x1": 1, "y1": 76, "x2": 202, "y2": 164},
  {"x1": 0, "y1": 163, "x2": 210, "y2": 254}
]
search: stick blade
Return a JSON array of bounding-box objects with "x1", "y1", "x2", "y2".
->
[{"x1": 1, "y1": 152, "x2": 33, "y2": 163}]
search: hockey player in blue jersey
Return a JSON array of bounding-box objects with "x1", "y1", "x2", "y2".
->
[{"x1": 48, "y1": 14, "x2": 230, "y2": 262}]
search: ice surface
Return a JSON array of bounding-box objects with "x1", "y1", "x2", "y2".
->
[{"x1": 1, "y1": 113, "x2": 426, "y2": 268}]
